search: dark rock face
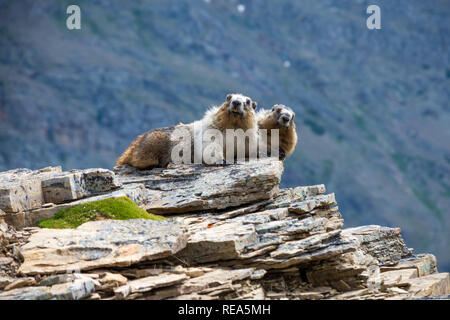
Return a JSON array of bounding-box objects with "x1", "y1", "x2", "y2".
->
[{"x1": 0, "y1": 1, "x2": 449, "y2": 271}]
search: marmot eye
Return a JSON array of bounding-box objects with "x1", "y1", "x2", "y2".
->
[{"x1": 246, "y1": 99, "x2": 250, "y2": 105}]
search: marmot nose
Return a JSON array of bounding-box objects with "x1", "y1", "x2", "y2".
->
[{"x1": 232, "y1": 101, "x2": 241, "y2": 108}]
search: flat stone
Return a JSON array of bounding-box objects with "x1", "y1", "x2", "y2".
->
[
  {"x1": 264, "y1": 185, "x2": 327, "y2": 210},
  {"x1": 248, "y1": 238, "x2": 357, "y2": 270},
  {"x1": 0, "y1": 167, "x2": 61, "y2": 213},
  {"x1": 177, "y1": 222, "x2": 258, "y2": 264},
  {"x1": 407, "y1": 273, "x2": 450, "y2": 298},
  {"x1": 115, "y1": 273, "x2": 188, "y2": 299},
  {"x1": 381, "y1": 254, "x2": 438, "y2": 277},
  {"x1": 0, "y1": 179, "x2": 43, "y2": 213},
  {"x1": 270, "y1": 230, "x2": 341, "y2": 259},
  {"x1": 230, "y1": 208, "x2": 289, "y2": 224},
  {"x1": 4, "y1": 277, "x2": 36, "y2": 291},
  {"x1": 0, "y1": 277, "x2": 95, "y2": 300},
  {"x1": 49, "y1": 278, "x2": 96, "y2": 300},
  {"x1": 120, "y1": 268, "x2": 166, "y2": 279},
  {"x1": 142, "y1": 268, "x2": 255, "y2": 299},
  {"x1": 288, "y1": 193, "x2": 337, "y2": 214},
  {"x1": 116, "y1": 159, "x2": 283, "y2": 214},
  {"x1": 215, "y1": 200, "x2": 274, "y2": 220},
  {"x1": 387, "y1": 287, "x2": 410, "y2": 295},
  {"x1": 179, "y1": 268, "x2": 254, "y2": 295},
  {"x1": 19, "y1": 219, "x2": 187, "y2": 275},
  {"x1": 341, "y1": 225, "x2": 412, "y2": 265},
  {"x1": 172, "y1": 266, "x2": 213, "y2": 278},
  {"x1": 0, "y1": 286, "x2": 52, "y2": 300},
  {"x1": 255, "y1": 216, "x2": 328, "y2": 235},
  {"x1": 380, "y1": 268, "x2": 418, "y2": 288},
  {"x1": 37, "y1": 273, "x2": 91, "y2": 286},
  {"x1": 305, "y1": 248, "x2": 379, "y2": 291},
  {"x1": 41, "y1": 169, "x2": 121, "y2": 204}
]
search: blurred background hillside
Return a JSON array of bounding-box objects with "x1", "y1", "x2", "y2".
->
[{"x1": 0, "y1": 0, "x2": 449, "y2": 271}]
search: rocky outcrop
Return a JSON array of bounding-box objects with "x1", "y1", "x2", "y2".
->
[{"x1": 0, "y1": 160, "x2": 449, "y2": 300}]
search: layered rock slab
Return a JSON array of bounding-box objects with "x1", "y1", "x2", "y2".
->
[
  {"x1": 0, "y1": 167, "x2": 122, "y2": 229},
  {"x1": 115, "y1": 159, "x2": 283, "y2": 214},
  {"x1": 0, "y1": 167, "x2": 120, "y2": 213},
  {"x1": 122, "y1": 267, "x2": 260, "y2": 300},
  {"x1": 0, "y1": 167, "x2": 62, "y2": 213},
  {"x1": 18, "y1": 219, "x2": 187, "y2": 275},
  {"x1": 0, "y1": 276, "x2": 95, "y2": 300},
  {"x1": 341, "y1": 225, "x2": 412, "y2": 265},
  {"x1": 174, "y1": 188, "x2": 355, "y2": 272}
]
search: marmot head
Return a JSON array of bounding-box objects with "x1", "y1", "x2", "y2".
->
[
  {"x1": 225, "y1": 93, "x2": 257, "y2": 116},
  {"x1": 271, "y1": 104, "x2": 295, "y2": 128}
]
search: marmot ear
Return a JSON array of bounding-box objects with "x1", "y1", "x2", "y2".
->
[
  {"x1": 252, "y1": 101, "x2": 258, "y2": 110},
  {"x1": 271, "y1": 104, "x2": 279, "y2": 112},
  {"x1": 226, "y1": 94, "x2": 232, "y2": 102}
]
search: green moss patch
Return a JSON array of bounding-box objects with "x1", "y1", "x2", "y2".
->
[{"x1": 37, "y1": 197, "x2": 165, "y2": 229}]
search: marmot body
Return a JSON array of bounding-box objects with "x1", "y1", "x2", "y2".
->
[
  {"x1": 115, "y1": 124, "x2": 186, "y2": 169},
  {"x1": 115, "y1": 93, "x2": 258, "y2": 168},
  {"x1": 257, "y1": 104, "x2": 297, "y2": 160}
]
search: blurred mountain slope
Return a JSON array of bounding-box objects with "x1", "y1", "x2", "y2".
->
[{"x1": 0, "y1": 0, "x2": 449, "y2": 270}]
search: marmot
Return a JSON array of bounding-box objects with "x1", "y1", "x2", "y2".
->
[
  {"x1": 256, "y1": 104, "x2": 298, "y2": 160},
  {"x1": 115, "y1": 93, "x2": 258, "y2": 168},
  {"x1": 193, "y1": 93, "x2": 258, "y2": 163}
]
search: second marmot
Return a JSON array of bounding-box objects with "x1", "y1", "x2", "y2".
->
[{"x1": 256, "y1": 104, "x2": 298, "y2": 160}]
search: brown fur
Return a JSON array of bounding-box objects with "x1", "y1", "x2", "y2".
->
[
  {"x1": 115, "y1": 126, "x2": 178, "y2": 169},
  {"x1": 212, "y1": 101, "x2": 257, "y2": 132},
  {"x1": 258, "y1": 111, "x2": 298, "y2": 158},
  {"x1": 208, "y1": 99, "x2": 258, "y2": 161}
]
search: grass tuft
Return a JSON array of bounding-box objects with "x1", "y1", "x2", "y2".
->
[{"x1": 37, "y1": 197, "x2": 165, "y2": 229}]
